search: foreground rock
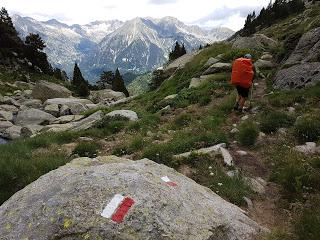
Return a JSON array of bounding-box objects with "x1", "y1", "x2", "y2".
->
[
  {"x1": 32, "y1": 81, "x2": 72, "y2": 102},
  {"x1": 15, "y1": 108, "x2": 56, "y2": 126},
  {"x1": 0, "y1": 156, "x2": 264, "y2": 239}
]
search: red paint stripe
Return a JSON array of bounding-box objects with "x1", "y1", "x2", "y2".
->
[
  {"x1": 167, "y1": 182, "x2": 178, "y2": 187},
  {"x1": 111, "y1": 197, "x2": 135, "y2": 223}
]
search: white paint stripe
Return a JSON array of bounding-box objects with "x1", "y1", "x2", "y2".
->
[
  {"x1": 101, "y1": 194, "x2": 124, "y2": 218},
  {"x1": 161, "y1": 176, "x2": 171, "y2": 183}
]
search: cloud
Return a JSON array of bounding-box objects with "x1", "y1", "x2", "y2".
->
[{"x1": 148, "y1": 0, "x2": 178, "y2": 5}]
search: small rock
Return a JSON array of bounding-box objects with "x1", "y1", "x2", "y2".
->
[
  {"x1": 294, "y1": 142, "x2": 317, "y2": 154},
  {"x1": 79, "y1": 137, "x2": 94, "y2": 142},
  {"x1": 243, "y1": 197, "x2": 253, "y2": 209},
  {"x1": 230, "y1": 128, "x2": 239, "y2": 134},
  {"x1": 220, "y1": 147, "x2": 233, "y2": 166},
  {"x1": 106, "y1": 110, "x2": 138, "y2": 121},
  {"x1": 0, "y1": 110, "x2": 13, "y2": 122},
  {"x1": 173, "y1": 143, "x2": 226, "y2": 159},
  {"x1": 288, "y1": 107, "x2": 295, "y2": 113},
  {"x1": 226, "y1": 170, "x2": 239, "y2": 178},
  {"x1": 236, "y1": 150, "x2": 248, "y2": 156},
  {"x1": 1, "y1": 125, "x2": 22, "y2": 140},
  {"x1": 164, "y1": 94, "x2": 177, "y2": 100},
  {"x1": 245, "y1": 177, "x2": 266, "y2": 194},
  {"x1": 44, "y1": 104, "x2": 60, "y2": 117},
  {"x1": 21, "y1": 125, "x2": 44, "y2": 138},
  {"x1": 241, "y1": 115, "x2": 249, "y2": 121},
  {"x1": 278, "y1": 128, "x2": 287, "y2": 134}
]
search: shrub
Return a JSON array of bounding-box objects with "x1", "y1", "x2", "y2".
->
[
  {"x1": 171, "y1": 113, "x2": 193, "y2": 129},
  {"x1": 294, "y1": 195, "x2": 320, "y2": 240},
  {"x1": 73, "y1": 142, "x2": 101, "y2": 158},
  {"x1": 260, "y1": 111, "x2": 295, "y2": 133},
  {"x1": 237, "y1": 121, "x2": 259, "y2": 146},
  {"x1": 199, "y1": 95, "x2": 212, "y2": 106},
  {"x1": 294, "y1": 113, "x2": 320, "y2": 143}
]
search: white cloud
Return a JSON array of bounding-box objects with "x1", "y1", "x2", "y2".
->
[{"x1": 3, "y1": 0, "x2": 270, "y2": 30}]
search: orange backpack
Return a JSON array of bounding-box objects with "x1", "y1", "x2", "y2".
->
[{"x1": 231, "y1": 58, "x2": 254, "y2": 88}]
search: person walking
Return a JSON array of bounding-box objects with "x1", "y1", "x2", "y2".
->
[{"x1": 231, "y1": 54, "x2": 255, "y2": 112}]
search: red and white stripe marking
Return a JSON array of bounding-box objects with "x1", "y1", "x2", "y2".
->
[
  {"x1": 161, "y1": 176, "x2": 178, "y2": 187},
  {"x1": 101, "y1": 194, "x2": 135, "y2": 223}
]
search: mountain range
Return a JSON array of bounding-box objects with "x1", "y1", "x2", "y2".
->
[{"x1": 12, "y1": 15, "x2": 234, "y2": 83}]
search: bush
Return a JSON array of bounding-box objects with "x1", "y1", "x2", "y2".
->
[
  {"x1": 294, "y1": 114, "x2": 320, "y2": 143},
  {"x1": 260, "y1": 111, "x2": 295, "y2": 133},
  {"x1": 171, "y1": 113, "x2": 193, "y2": 129},
  {"x1": 73, "y1": 142, "x2": 101, "y2": 158},
  {"x1": 237, "y1": 121, "x2": 259, "y2": 146},
  {"x1": 294, "y1": 196, "x2": 320, "y2": 240}
]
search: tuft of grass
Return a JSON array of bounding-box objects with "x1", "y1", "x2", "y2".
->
[
  {"x1": 237, "y1": 121, "x2": 259, "y2": 146},
  {"x1": 170, "y1": 113, "x2": 193, "y2": 130},
  {"x1": 178, "y1": 153, "x2": 252, "y2": 205},
  {"x1": 268, "y1": 146, "x2": 320, "y2": 201},
  {"x1": 260, "y1": 111, "x2": 295, "y2": 134},
  {"x1": 72, "y1": 142, "x2": 101, "y2": 158},
  {"x1": 294, "y1": 113, "x2": 320, "y2": 143}
]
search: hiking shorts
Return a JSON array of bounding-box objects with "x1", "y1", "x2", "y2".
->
[{"x1": 236, "y1": 85, "x2": 250, "y2": 98}]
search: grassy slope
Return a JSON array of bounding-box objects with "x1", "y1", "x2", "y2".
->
[{"x1": 1, "y1": 5, "x2": 320, "y2": 239}]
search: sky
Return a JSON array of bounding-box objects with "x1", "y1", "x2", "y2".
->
[{"x1": 3, "y1": 0, "x2": 271, "y2": 31}]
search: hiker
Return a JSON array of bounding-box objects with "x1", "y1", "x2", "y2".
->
[{"x1": 231, "y1": 54, "x2": 255, "y2": 112}]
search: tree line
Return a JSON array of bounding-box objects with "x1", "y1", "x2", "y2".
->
[{"x1": 241, "y1": 0, "x2": 306, "y2": 36}]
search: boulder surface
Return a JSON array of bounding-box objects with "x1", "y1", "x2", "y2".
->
[
  {"x1": 0, "y1": 156, "x2": 264, "y2": 240},
  {"x1": 32, "y1": 81, "x2": 72, "y2": 102}
]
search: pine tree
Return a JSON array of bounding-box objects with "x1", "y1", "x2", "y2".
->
[
  {"x1": 98, "y1": 70, "x2": 114, "y2": 89},
  {"x1": 113, "y1": 68, "x2": 129, "y2": 97},
  {"x1": 72, "y1": 63, "x2": 89, "y2": 97},
  {"x1": 181, "y1": 43, "x2": 187, "y2": 55},
  {"x1": 169, "y1": 41, "x2": 187, "y2": 61}
]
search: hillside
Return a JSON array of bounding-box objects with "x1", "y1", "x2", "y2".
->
[{"x1": 0, "y1": 2, "x2": 320, "y2": 239}]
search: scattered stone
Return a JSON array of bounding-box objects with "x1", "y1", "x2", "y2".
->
[
  {"x1": 278, "y1": 128, "x2": 287, "y2": 135},
  {"x1": 21, "y1": 125, "x2": 44, "y2": 137},
  {"x1": 230, "y1": 128, "x2": 239, "y2": 134},
  {"x1": 79, "y1": 137, "x2": 94, "y2": 142},
  {"x1": 204, "y1": 57, "x2": 220, "y2": 67},
  {"x1": 44, "y1": 98, "x2": 93, "y2": 115},
  {"x1": 32, "y1": 81, "x2": 72, "y2": 101},
  {"x1": 241, "y1": 115, "x2": 249, "y2": 121},
  {"x1": 236, "y1": 150, "x2": 248, "y2": 156},
  {"x1": 1, "y1": 125, "x2": 22, "y2": 140},
  {"x1": 294, "y1": 142, "x2": 318, "y2": 154},
  {"x1": 0, "y1": 120, "x2": 14, "y2": 130},
  {"x1": 164, "y1": 94, "x2": 177, "y2": 100},
  {"x1": 159, "y1": 105, "x2": 171, "y2": 114},
  {"x1": 288, "y1": 107, "x2": 295, "y2": 113},
  {"x1": 202, "y1": 63, "x2": 232, "y2": 75},
  {"x1": 15, "y1": 108, "x2": 56, "y2": 126},
  {"x1": 232, "y1": 34, "x2": 278, "y2": 50},
  {"x1": 243, "y1": 197, "x2": 254, "y2": 210},
  {"x1": 89, "y1": 89, "x2": 126, "y2": 104},
  {"x1": 227, "y1": 170, "x2": 239, "y2": 178},
  {"x1": 173, "y1": 143, "x2": 226, "y2": 159},
  {"x1": 0, "y1": 156, "x2": 264, "y2": 239},
  {"x1": 260, "y1": 53, "x2": 273, "y2": 61},
  {"x1": 51, "y1": 115, "x2": 84, "y2": 124},
  {"x1": 106, "y1": 110, "x2": 138, "y2": 121},
  {"x1": 19, "y1": 99, "x2": 42, "y2": 109},
  {"x1": 220, "y1": 147, "x2": 233, "y2": 166},
  {"x1": 254, "y1": 59, "x2": 275, "y2": 69},
  {"x1": 0, "y1": 110, "x2": 13, "y2": 122},
  {"x1": 189, "y1": 74, "x2": 217, "y2": 88},
  {"x1": 71, "y1": 111, "x2": 103, "y2": 131},
  {"x1": 86, "y1": 104, "x2": 98, "y2": 109},
  {"x1": 44, "y1": 104, "x2": 60, "y2": 117},
  {"x1": 245, "y1": 177, "x2": 266, "y2": 194}
]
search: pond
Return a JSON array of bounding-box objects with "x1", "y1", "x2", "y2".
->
[{"x1": 0, "y1": 137, "x2": 8, "y2": 145}]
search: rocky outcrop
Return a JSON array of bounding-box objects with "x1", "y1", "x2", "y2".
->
[
  {"x1": 274, "y1": 62, "x2": 320, "y2": 89},
  {"x1": 202, "y1": 63, "x2": 231, "y2": 75},
  {"x1": 1, "y1": 125, "x2": 21, "y2": 140},
  {"x1": 0, "y1": 156, "x2": 264, "y2": 240},
  {"x1": 15, "y1": 108, "x2": 56, "y2": 126},
  {"x1": 232, "y1": 34, "x2": 278, "y2": 50},
  {"x1": 89, "y1": 89, "x2": 126, "y2": 104},
  {"x1": 274, "y1": 27, "x2": 320, "y2": 89},
  {"x1": 32, "y1": 81, "x2": 72, "y2": 102},
  {"x1": 70, "y1": 110, "x2": 103, "y2": 131},
  {"x1": 106, "y1": 110, "x2": 138, "y2": 121},
  {"x1": 44, "y1": 98, "x2": 93, "y2": 115},
  {"x1": 21, "y1": 125, "x2": 44, "y2": 137}
]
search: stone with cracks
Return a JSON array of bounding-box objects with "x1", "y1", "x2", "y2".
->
[
  {"x1": 44, "y1": 104, "x2": 60, "y2": 117},
  {"x1": 220, "y1": 147, "x2": 233, "y2": 166},
  {"x1": 106, "y1": 110, "x2": 138, "y2": 121},
  {"x1": 232, "y1": 34, "x2": 278, "y2": 50},
  {"x1": 71, "y1": 111, "x2": 103, "y2": 131},
  {"x1": 173, "y1": 143, "x2": 226, "y2": 159},
  {"x1": 1, "y1": 125, "x2": 21, "y2": 140},
  {"x1": 254, "y1": 59, "x2": 275, "y2": 69},
  {"x1": 21, "y1": 125, "x2": 44, "y2": 137},
  {"x1": 32, "y1": 81, "x2": 72, "y2": 102},
  {"x1": 89, "y1": 89, "x2": 126, "y2": 104},
  {"x1": 0, "y1": 156, "x2": 264, "y2": 239},
  {"x1": 15, "y1": 108, "x2": 56, "y2": 126},
  {"x1": 44, "y1": 98, "x2": 93, "y2": 115},
  {"x1": 0, "y1": 110, "x2": 13, "y2": 122},
  {"x1": 202, "y1": 63, "x2": 231, "y2": 75}
]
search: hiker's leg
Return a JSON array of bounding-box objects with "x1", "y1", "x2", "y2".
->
[{"x1": 239, "y1": 96, "x2": 246, "y2": 109}]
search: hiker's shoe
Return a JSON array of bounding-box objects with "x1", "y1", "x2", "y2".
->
[{"x1": 233, "y1": 102, "x2": 239, "y2": 111}]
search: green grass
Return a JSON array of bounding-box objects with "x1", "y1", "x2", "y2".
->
[
  {"x1": 170, "y1": 113, "x2": 194, "y2": 130},
  {"x1": 176, "y1": 153, "x2": 252, "y2": 205},
  {"x1": 260, "y1": 111, "x2": 295, "y2": 134},
  {"x1": 268, "y1": 146, "x2": 320, "y2": 201},
  {"x1": 73, "y1": 142, "x2": 101, "y2": 158},
  {"x1": 294, "y1": 113, "x2": 320, "y2": 143},
  {"x1": 237, "y1": 121, "x2": 259, "y2": 146}
]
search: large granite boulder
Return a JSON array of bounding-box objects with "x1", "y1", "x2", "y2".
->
[
  {"x1": 70, "y1": 110, "x2": 103, "y2": 131},
  {"x1": 1, "y1": 125, "x2": 21, "y2": 140},
  {"x1": 44, "y1": 98, "x2": 93, "y2": 115},
  {"x1": 106, "y1": 110, "x2": 138, "y2": 121},
  {"x1": 232, "y1": 34, "x2": 278, "y2": 50},
  {"x1": 89, "y1": 89, "x2": 126, "y2": 104},
  {"x1": 274, "y1": 27, "x2": 320, "y2": 89},
  {"x1": 32, "y1": 81, "x2": 72, "y2": 102},
  {"x1": 274, "y1": 62, "x2": 320, "y2": 89},
  {"x1": 0, "y1": 156, "x2": 264, "y2": 240},
  {"x1": 202, "y1": 63, "x2": 231, "y2": 75},
  {"x1": 15, "y1": 108, "x2": 56, "y2": 126}
]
